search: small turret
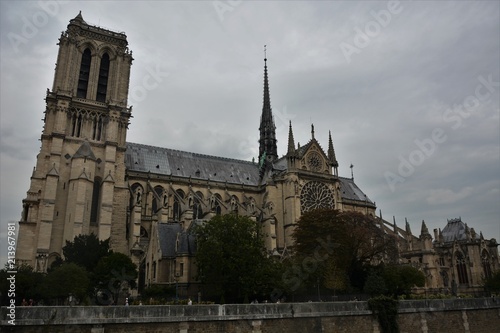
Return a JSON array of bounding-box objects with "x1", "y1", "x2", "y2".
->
[
  {"x1": 327, "y1": 131, "x2": 338, "y2": 176},
  {"x1": 420, "y1": 220, "x2": 433, "y2": 250},
  {"x1": 405, "y1": 218, "x2": 412, "y2": 236},
  {"x1": 420, "y1": 220, "x2": 431, "y2": 237},
  {"x1": 286, "y1": 121, "x2": 297, "y2": 169},
  {"x1": 287, "y1": 121, "x2": 296, "y2": 156}
]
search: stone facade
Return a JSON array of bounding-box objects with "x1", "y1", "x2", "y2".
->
[
  {"x1": 385, "y1": 217, "x2": 500, "y2": 295},
  {"x1": 16, "y1": 12, "x2": 133, "y2": 273},
  {"x1": 15, "y1": 14, "x2": 498, "y2": 300}
]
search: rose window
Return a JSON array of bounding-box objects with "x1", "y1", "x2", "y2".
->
[{"x1": 300, "y1": 181, "x2": 334, "y2": 213}]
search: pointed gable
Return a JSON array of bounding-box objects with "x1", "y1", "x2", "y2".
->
[
  {"x1": 73, "y1": 141, "x2": 96, "y2": 161},
  {"x1": 299, "y1": 136, "x2": 329, "y2": 173}
]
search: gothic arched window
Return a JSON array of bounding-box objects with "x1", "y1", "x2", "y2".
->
[
  {"x1": 71, "y1": 113, "x2": 83, "y2": 137},
  {"x1": 455, "y1": 252, "x2": 469, "y2": 284},
  {"x1": 173, "y1": 190, "x2": 184, "y2": 221},
  {"x1": 92, "y1": 116, "x2": 103, "y2": 141},
  {"x1": 151, "y1": 186, "x2": 164, "y2": 215},
  {"x1": 212, "y1": 193, "x2": 222, "y2": 216},
  {"x1": 130, "y1": 183, "x2": 143, "y2": 210},
  {"x1": 90, "y1": 176, "x2": 102, "y2": 226},
  {"x1": 77, "y1": 48, "x2": 92, "y2": 98},
  {"x1": 96, "y1": 53, "x2": 110, "y2": 102},
  {"x1": 300, "y1": 181, "x2": 334, "y2": 213},
  {"x1": 230, "y1": 195, "x2": 239, "y2": 215},
  {"x1": 193, "y1": 192, "x2": 204, "y2": 220},
  {"x1": 482, "y1": 250, "x2": 492, "y2": 279}
]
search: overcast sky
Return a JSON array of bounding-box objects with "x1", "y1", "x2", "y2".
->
[{"x1": 1, "y1": 1, "x2": 499, "y2": 263}]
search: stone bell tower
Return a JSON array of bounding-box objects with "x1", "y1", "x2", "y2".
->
[{"x1": 16, "y1": 12, "x2": 133, "y2": 272}]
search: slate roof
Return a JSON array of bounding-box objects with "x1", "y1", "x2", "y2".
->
[
  {"x1": 125, "y1": 142, "x2": 373, "y2": 204},
  {"x1": 157, "y1": 223, "x2": 197, "y2": 258},
  {"x1": 338, "y1": 177, "x2": 375, "y2": 204},
  {"x1": 125, "y1": 142, "x2": 260, "y2": 186},
  {"x1": 441, "y1": 218, "x2": 474, "y2": 243},
  {"x1": 272, "y1": 156, "x2": 288, "y2": 171}
]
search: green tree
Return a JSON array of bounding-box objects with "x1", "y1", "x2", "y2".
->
[
  {"x1": 0, "y1": 264, "x2": 44, "y2": 305},
  {"x1": 293, "y1": 209, "x2": 398, "y2": 293},
  {"x1": 41, "y1": 263, "x2": 90, "y2": 304},
  {"x1": 368, "y1": 295, "x2": 399, "y2": 333},
  {"x1": 141, "y1": 284, "x2": 175, "y2": 303},
  {"x1": 194, "y1": 214, "x2": 281, "y2": 303},
  {"x1": 62, "y1": 233, "x2": 110, "y2": 272},
  {"x1": 93, "y1": 252, "x2": 138, "y2": 304},
  {"x1": 364, "y1": 270, "x2": 388, "y2": 296},
  {"x1": 382, "y1": 264, "x2": 425, "y2": 296},
  {"x1": 484, "y1": 270, "x2": 500, "y2": 293}
]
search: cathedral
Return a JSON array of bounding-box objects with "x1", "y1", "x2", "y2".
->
[{"x1": 16, "y1": 14, "x2": 498, "y2": 298}]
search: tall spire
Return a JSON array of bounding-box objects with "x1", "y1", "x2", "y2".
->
[{"x1": 258, "y1": 47, "x2": 278, "y2": 165}]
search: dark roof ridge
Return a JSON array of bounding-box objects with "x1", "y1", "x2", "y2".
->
[{"x1": 126, "y1": 142, "x2": 257, "y2": 166}]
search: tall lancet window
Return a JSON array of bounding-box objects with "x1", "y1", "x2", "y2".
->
[
  {"x1": 173, "y1": 190, "x2": 184, "y2": 221},
  {"x1": 482, "y1": 250, "x2": 492, "y2": 279},
  {"x1": 77, "y1": 48, "x2": 92, "y2": 98},
  {"x1": 151, "y1": 186, "x2": 164, "y2": 216},
  {"x1": 455, "y1": 252, "x2": 469, "y2": 284},
  {"x1": 92, "y1": 116, "x2": 103, "y2": 141},
  {"x1": 193, "y1": 192, "x2": 204, "y2": 220},
  {"x1": 90, "y1": 177, "x2": 102, "y2": 226},
  {"x1": 96, "y1": 53, "x2": 110, "y2": 102},
  {"x1": 71, "y1": 113, "x2": 83, "y2": 137}
]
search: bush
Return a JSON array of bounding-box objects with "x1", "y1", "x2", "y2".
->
[{"x1": 368, "y1": 295, "x2": 399, "y2": 333}]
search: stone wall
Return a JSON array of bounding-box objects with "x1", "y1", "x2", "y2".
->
[{"x1": 1, "y1": 298, "x2": 499, "y2": 332}]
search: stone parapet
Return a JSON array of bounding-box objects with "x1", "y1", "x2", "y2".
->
[{"x1": 2, "y1": 298, "x2": 499, "y2": 327}]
